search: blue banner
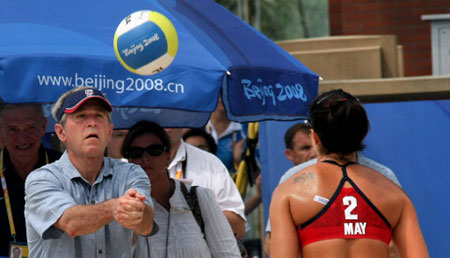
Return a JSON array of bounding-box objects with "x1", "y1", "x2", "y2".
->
[
  {"x1": 223, "y1": 66, "x2": 318, "y2": 122},
  {"x1": 0, "y1": 0, "x2": 318, "y2": 128}
]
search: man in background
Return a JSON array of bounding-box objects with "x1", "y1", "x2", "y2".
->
[
  {"x1": 0, "y1": 103, "x2": 61, "y2": 256},
  {"x1": 283, "y1": 122, "x2": 317, "y2": 166},
  {"x1": 106, "y1": 129, "x2": 129, "y2": 161}
]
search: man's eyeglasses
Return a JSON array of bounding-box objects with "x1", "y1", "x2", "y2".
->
[{"x1": 125, "y1": 144, "x2": 167, "y2": 159}]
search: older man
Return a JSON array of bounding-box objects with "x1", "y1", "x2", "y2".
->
[
  {"x1": 0, "y1": 103, "x2": 61, "y2": 256},
  {"x1": 25, "y1": 87, "x2": 155, "y2": 258}
]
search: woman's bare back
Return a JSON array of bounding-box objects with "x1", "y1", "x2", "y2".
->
[{"x1": 273, "y1": 162, "x2": 411, "y2": 258}]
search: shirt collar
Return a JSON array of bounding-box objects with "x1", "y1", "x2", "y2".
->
[
  {"x1": 168, "y1": 140, "x2": 187, "y2": 170},
  {"x1": 207, "y1": 120, "x2": 243, "y2": 140},
  {"x1": 60, "y1": 151, "x2": 112, "y2": 183}
]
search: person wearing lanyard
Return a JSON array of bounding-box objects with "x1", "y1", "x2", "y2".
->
[
  {"x1": 24, "y1": 87, "x2": 156, "y2": 258},
  {"x1": 0, "y1": 103, "x2": 61, "y2": 257}
]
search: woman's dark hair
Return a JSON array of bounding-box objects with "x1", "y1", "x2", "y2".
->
[
  {"x1": 121, "y1": 120, "x2": 171, "y2": 158},
  {"x1": 182, "y1": 128, "x2": 217, "y2": 154},
  {"x1": 309, "y1": 89, "x2": 369, "y2": 155}
]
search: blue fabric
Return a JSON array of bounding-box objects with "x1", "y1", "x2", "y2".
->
[
  {"x1": 0, "y1": 0, "x2": 318, "y2": 130},
  {"x1": 24, "y1": 152, "x2": 153, "y2": 258},
  {"x1": 260, "y1": 100, "x2": 450, "y2": 258},
  {"x1": 216, "y1": 130, "x2": 244, "y2": 172}
]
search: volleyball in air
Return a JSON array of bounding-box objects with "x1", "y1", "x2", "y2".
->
[{"x1": 113, "y1": 10, "x2": 178, "y2": 76}]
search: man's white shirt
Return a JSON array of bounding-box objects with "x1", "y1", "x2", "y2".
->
[{"x1": 168, "y1": 140, "x2": 246, "y2": 221}]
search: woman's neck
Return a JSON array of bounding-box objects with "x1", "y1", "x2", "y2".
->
[
  {"x1": 151, "y1": 174, "x2": 174, "y2": 211},
  {"x1": 317, "y1": 152, "x2": 357, "y2": 164}
]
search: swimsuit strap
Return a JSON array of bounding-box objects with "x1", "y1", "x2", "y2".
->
[{"x1": 321, "y1": 160, "x2": 357, "y2": 178}]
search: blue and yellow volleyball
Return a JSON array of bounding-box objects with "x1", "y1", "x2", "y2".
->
[{"x1": 113, "y1": 10, "x2": 178, "y2": 76}]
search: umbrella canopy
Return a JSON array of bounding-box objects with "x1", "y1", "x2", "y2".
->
[{"x1": 0, "y1": 0, "x2": 319, "y2": 129}]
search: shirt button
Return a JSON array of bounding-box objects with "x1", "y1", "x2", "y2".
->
[
  {"x1": 98, "y1": 249, "x2": 103, "y2": 254},
  {"x1": 91, "y1": 200, "x2": 96, "y2": 204}
]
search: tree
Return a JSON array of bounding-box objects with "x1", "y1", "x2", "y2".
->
[{"x1": 216, "y1": 0, "x2": 329, "y2": 40}]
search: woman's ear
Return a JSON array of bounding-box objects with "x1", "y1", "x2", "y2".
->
[
  {"x1": 310, "y1": 129, "x2": 322, "y2": 156},
  {"x1": 310, "y1": 129, "x2": 320, "y2": 145}
]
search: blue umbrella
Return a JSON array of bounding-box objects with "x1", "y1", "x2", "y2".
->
[{"x1": 0, "y1": 0, "x2": 318, "y2": 129}]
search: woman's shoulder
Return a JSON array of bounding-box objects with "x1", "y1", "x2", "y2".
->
[
  {"x1": 349, "y1": 164, "x2": 403, "y2": 192},
  {"x1": 284, "y1": 166, "x2": 319, "y2": 187},
  {"x1": 347, "y1": 164, "x2": 408, "y2": 225},
  {"x1": 188, "y1": 184, "x2": 215, "y2": 200},
  {"x1": 175, "y1": 180, "x2": 215, "y2": 201},
  {"x1": 277, "y1": 164, "x2": 321, "y2": 199},
  {"x1": 175, "y1": 181, "x2": 221, "y2": 217}
]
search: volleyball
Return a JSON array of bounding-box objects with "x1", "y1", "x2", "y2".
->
[{"x1": 113, "y1": 10, "x2": 178, "y2": 76}]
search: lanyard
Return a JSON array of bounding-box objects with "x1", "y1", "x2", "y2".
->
[
  {"x1": 0, "y1": 150, "x2": 49, "y2": 240},
  {"x1": 1, "y1": 151, "x2": 16, "y2": 241},
  {"x1": 174, "y1": 150, "x2": 187, "y2": 179}
]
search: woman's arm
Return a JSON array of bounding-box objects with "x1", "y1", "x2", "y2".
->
[
  {"x1": 244, "y1": 174, "x2": 262, "y2": 215},
  {"x1": 270, "y1": 186, "x2": 301, "y2": 258},
  {"x1": 392, "y1": 196, "x2": 429, "y2": 258}
]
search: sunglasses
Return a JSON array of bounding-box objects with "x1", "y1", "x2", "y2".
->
[{"x1": 125, "y1": 144, "x2": 167, "y2": 159}]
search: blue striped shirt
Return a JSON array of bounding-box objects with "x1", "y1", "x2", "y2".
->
[{"x1": 25, "y1": 151, "x2": 153, "y2": 258}]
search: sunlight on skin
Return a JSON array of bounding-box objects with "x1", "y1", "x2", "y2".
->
[{"x1": 291, "y1": 172, "x2": 318, "y2": 200}]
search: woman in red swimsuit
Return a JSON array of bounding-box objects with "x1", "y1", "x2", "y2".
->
[{"x1": 269, "y1": 89, "x2": 428, "y2": 258}]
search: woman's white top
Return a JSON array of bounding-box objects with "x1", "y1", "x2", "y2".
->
[{"x1": 133, "y1": 180, "x2": 241, "y2": 258}]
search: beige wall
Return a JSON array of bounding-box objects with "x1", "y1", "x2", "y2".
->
[
  {"x1": 277, "y1": 35, "x2": 402, "y2": 80},
  {"x1": 319, "y1": 75, "x2": 450, "y2": 103}
]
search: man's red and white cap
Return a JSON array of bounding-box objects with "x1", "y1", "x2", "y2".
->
[{"x1": 56, "y1": 88, "x2": 112, "y2": 121}]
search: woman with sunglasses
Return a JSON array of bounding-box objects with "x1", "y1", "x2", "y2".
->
[
  {"x1": 122, "y1": 121, "x2": 240, "y2": 258},
  {"x1": 269, "y1": 89, "x2": 428, "y2": 258}
]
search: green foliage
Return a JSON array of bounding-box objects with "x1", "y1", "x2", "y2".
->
[
  {"x1": 302, "y1": 0, "x2": 330, "y2": 38},
  {"x1": 216, "y1": 0, "x2": 329, "y2": 41}
]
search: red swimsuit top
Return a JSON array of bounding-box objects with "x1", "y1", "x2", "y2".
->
[{"x1": 297, "y1": 160, "x2": 392, "y2": 248}]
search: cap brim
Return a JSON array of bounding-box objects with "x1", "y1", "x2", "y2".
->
[{"x1": 64, "y1": 96, "x2": 113, "y2": 114}]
